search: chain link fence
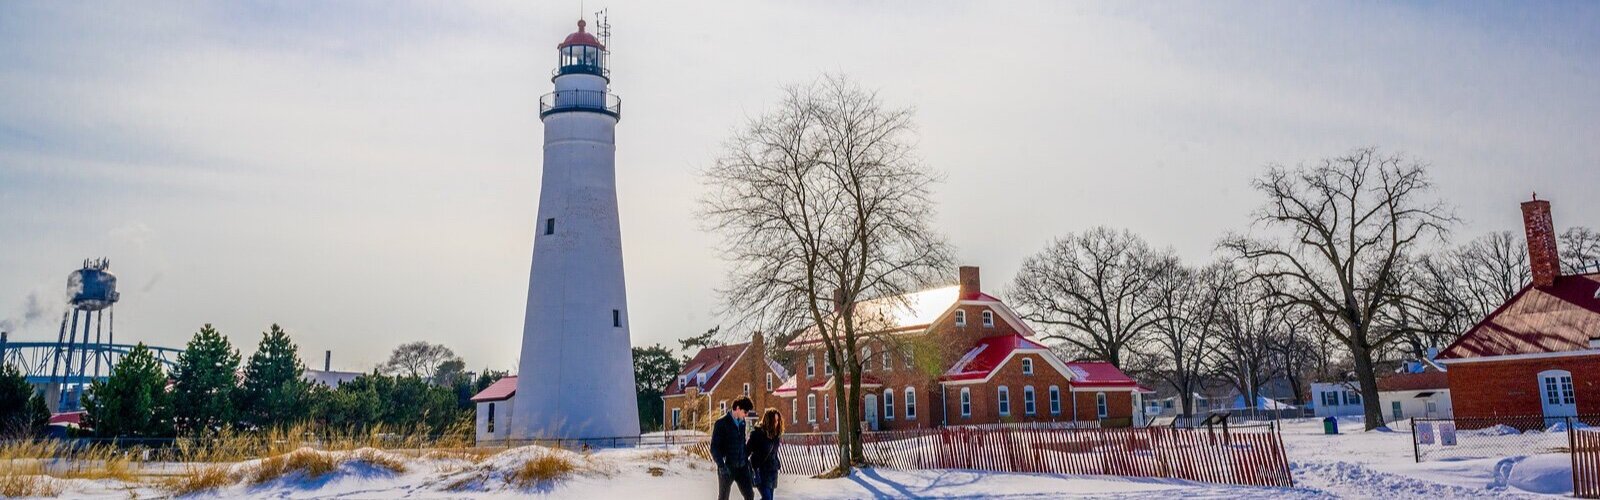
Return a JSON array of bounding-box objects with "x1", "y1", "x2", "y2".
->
[{"x1": 1412, "y1": 414, "x2": 1600, "y2": 462}]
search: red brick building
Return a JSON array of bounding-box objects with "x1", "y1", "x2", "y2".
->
[
  {"x1": 1436, "y1": 197, "x2": 1600, "y2": 422},
  {"x1": 773, "y1": 266, "x2": 1150, "y2": 433},
  {"x1": 661, "y1": 333, "x2": 788, "y2": 431}
]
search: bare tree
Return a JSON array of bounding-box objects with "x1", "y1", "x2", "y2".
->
[
  {"x1": 701, "y1": 75, "x2": 951, "y2": 474},
  {"x1": 1009, "y1": 227, "x2": 1169, "y2": 368},
  {"x1": 1142, "y1": 260, "x2": 1229, "y2": 419},
  {"x1": 1385, "y1": 231, "x2": 1529, "y2": 359},
  {"x1": 1212, "y1": 273, "x2": 1300, "y2": 411},
  {"x1": 1221, "y1": 148, "x2": 1454, "y2": 430},
  {"x1": 1561, "y1": 227, "x2": 1600, "y2": 274},
  {"x1": 379, "y1": 341, "x2": 461, "y2": 380}
]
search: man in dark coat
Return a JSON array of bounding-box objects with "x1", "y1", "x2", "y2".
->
[{"x1": 711, "y1": 396, "x2": 755, "y2": 500}]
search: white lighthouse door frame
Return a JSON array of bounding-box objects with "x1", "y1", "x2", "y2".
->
[{"x1": 1539, "y1": 369, "x2": 1577, "y2": 422}]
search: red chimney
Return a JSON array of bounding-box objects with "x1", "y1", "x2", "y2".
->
[
  {"x1": 959, "y1": 266, "x2": 981, "y2": 299},
  {"x1": 1521, "y1": 195, "x2": 1560, "y2": 288}
]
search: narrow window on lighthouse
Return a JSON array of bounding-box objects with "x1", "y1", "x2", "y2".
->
[
  {"x1": 612, "y1": 309, "x2": 621, "y2": 327},
  {"x1": 544, "y1": 218, "x2": 555, "y2": 235}
]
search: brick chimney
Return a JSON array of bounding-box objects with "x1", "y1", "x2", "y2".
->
[
  {"x1": 959, "y1": 266, "x2": 981, "y2": 299},
  {"x1": 832, "y1": 288, "x2": 849, "y2": 313},
  {"x1": 1522, "y1": 195, "x2": 1561, "y2": 288}
]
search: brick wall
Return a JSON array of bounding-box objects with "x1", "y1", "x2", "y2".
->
[
  {"x1": 1448, "y1": 354, "x2": 1600, "y2": 420},
  {"x1": 662, "y1": 342, "x2": 784, "y2": 431}
]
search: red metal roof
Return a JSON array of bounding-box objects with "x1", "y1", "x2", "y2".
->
[
  {"x1": 1377, "y1": 371, "x2": 1450, "y2": 392},
  {"x1": 664, "y1": 343, "x2": 750, "y2": 396},
  {"x1": 48, "y1": 411, "x2": 85, "y2": 426},
  {"x1": 1061, "y1": 361, "x2": 1140, "y2": 387},
  {"x1": 1437, "y1": 273, "x2": 1600, "y2": 360},
  {"x1": 942, "y1": 333, "x2": 1051, "y2": 381},
  {"x1": 470, "y1": 375, "x2": 518, "y2": 402},
  {"x1": 558, "y1": 20, "x2": 605, "y2": 49}
]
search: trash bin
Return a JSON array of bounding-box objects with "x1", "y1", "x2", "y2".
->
[{"x1": 1323, "y1": 416, "x2": 1338, "y2": 435}]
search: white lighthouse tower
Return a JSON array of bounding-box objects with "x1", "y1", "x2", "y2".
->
[{"x1": 510, "y1": 18, "x2": 639, "y2": 441}]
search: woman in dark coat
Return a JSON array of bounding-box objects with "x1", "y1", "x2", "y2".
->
[{"x1": 746, "y1": 408, "x2": 784, "y2": 500}]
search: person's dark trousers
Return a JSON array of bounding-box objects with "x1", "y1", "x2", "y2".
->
[
  {"x1": 753, "y1": 467, "x2": 776, "y2": 500},
  {"x1": 717, "y1": 464, "x2": 754, "y2": 500}
]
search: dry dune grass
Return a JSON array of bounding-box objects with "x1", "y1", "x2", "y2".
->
[
  {"x1": 159, "y1": 464, "x2": 235, "y2": 496},
  {"x1": 507, "y1": 451, "x2": 578, "y2": 489},
  {"x1": 0, "y1": 460, "x2": 63, "y2": 497},
  {"x1": 249, "y1": 447, "x2": 339, "y2": 484},
  {"x1": 350, "y1": 448, "x2": 408, "y2": 474}
]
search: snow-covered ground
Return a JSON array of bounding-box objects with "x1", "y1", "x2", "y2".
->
[{"x1": 27, "y1": 417, "x2": 1580, "y2": 499}]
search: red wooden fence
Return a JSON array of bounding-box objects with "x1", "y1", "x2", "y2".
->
[
  {"x1": 1574, "y1": 429, "x2": 1600, "y2": 498},
  {"x1": 692, "y1": 424, "x2": 1293, "y2": 488}
]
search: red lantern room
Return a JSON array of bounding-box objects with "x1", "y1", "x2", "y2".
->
[{"x1": 556, "y1": 19, "x2": 607, "y2": 79}]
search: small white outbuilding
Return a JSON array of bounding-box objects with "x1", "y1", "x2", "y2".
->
[
  {"x1": 470, "y1": 376, "x2": 517, "y2": 445},
  {"x1": 1376, "y1": 370, "x2": 1452, "y2": 423}
]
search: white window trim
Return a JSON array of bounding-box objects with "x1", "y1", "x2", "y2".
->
[
  {"x1": 883, "y1": 350, "x2": 892, "y2": 371},
  {"x1": 1022, "y1": 358, "x2": 1033, "y2": 375},
  {"x1": 807, "y1": 394, "x2": 817, "y2": 422},
  {"x1": 806, "y1": 354, "x2": 815, "y2": 377},
  {"x1": 884, "y1": 390, "x2": 895, "y2": 420},
  {"x1": 862, "y1": 347, "x2": 873, "y2": 372},
  {"x1": 982, "y1": 310, "x2": 995, "y2": 327},
  {"x1": 1049, "y1": 386, "x2": 1061, "y2": 415},
  {"x1": 766, "y1": 373, "x2": 774, "y2": 392},
  {"x1": 955, "y1": 310, "x2": 967, "y2": 327},
  {"x1": 960, "y1": 388, "x2": 971, "y2": 417},
  {"x1": 1096, "y1": 392, "x2": 1108, "y2": 418},
  {"x1": 905, "y1": 387, "x2": 917, "y2": 419},
  {"x1": 998, "y1": 386, "x2": 1011, "y2": 416},
  {"x1": 743, "y1": 383, "x2": 751, "y2": 396},
  {"x1": 1024, "y1": 385, "x2": 1036, "y2": 416},
  {"x1": 671, "y1": 408, "x2": 680, "y2": 429}
]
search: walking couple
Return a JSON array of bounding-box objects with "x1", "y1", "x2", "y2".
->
[{"x1": 710, "y1": 396, "x2": 784, "y2": 500}]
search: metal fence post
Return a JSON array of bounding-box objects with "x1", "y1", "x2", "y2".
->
[{"x1": 1411, "y1": 418, "x2": 1420, "y2": 463}]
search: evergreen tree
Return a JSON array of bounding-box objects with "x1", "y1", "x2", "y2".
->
[
  {"x1": 633, "y1": 344, "x2": 682, "y2": 432},
  {"x1": 309, "y1": 378, "x2": 381, "y2": 431},
  {"x1": 26, "y1": 392, "x2": 49, "y2": 436},
  {"x1": 83, "y1": 344, "x2": 174, "y2": 437},
  {"x1": 0, "y1": 363, "x2": 37, "y2": 435},
  {"x1": 237, "y1": 324, "x2": 310, "y2": 429},
  {"x1": 171, "y1": 324, "x2": 241, "y2": 435}
]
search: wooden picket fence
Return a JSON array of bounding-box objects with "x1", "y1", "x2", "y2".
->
[
  {"x1": 1574, "y1": 429, "x2": 1600, "y2": 498},
  {"x1": 690, "y1": 424, "x2": 1292, "y2": 488}
]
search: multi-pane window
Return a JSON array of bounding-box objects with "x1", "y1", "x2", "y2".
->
[
  {"x1": 905, "y1": 387, "x2": 917, "y2": 419},
  {"x1": 982, "y1": 310, "x2": 994, "y2": 327},
  {"x1": 806, "y1": 355, "x2": 815, "y2": 377},
  {"x1": 1321, "y1": 391, "x2": 1339, "y2": 407},
  {"x1": 960, "y1": 388, "x2": 971, "y2": 417},
  {"x1": 1022, "y1": 358, "x2": 1033, "y2": 375},
  {"x1": 1096, "y1": 392, "x2": 1108, "y2": 418},
  {"x1": 883, "y1": 350, "x2": 892, "y2": 371},
  {"x1": 807, "y1": 395, "x2": 817, "y2": 422},
  {"x1": 954, "y1": 310, "x2": 967, "y2": 326},
  {"x1": 825, "y1": 352, "x2": 833, "y2": 375},
  {"x1": 743, "y1": 383, "x2": 750, "y2": 397},
  {"x1": 1049, "y1": 386, "x2": 1061, "y2": 415},
  {"x1": 823, "y1": 395, "x2": 830, "y2": 422},
  {"x1": 884, "y1": 390, "x2": 895, "y2": 420},
  {"x1": 998, "y1": 386, "x2": 1011, "y2": 416},
  {"x1": 1344, "y1": 391, "x2": 1362, "y2": 405},
  {"x1": 903, "y1": 348, "x2": 914, "y2": 369},
  {"x1": 1024, "y1": 386, "x2": 1036, "y2": 415},
  {"x1": 862, "y1": 347, "x2": 873, "y2": 372},
  {"x1": 766, "y1": 373, "x2": 773, "y2": 392}
]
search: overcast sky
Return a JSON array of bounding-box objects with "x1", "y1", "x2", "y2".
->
[{"x1": 2, "y1": 1, "x2": 1596, "y2": 373}]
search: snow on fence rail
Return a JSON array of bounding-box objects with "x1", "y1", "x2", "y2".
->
[{"x1": 691, "y1": 424, "x2": 1292, "y2": 488}]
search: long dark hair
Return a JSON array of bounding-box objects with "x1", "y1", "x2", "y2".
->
[{"x1": 760, "y1": 408, "x2": 784, "y2": 439}]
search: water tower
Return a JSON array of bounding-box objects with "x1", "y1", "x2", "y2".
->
[{"x1": 47, "y1": 258, "x2": 120, "y2": 411}]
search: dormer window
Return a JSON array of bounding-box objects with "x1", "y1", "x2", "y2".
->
[
  {"x1": 696, "y1": 373, "x2": 707, "y2": 386},
  {"x1": 982, "y1": 310, "x2": 995, "y2": 327},
  {"x1": 955, "y1": 310, "x2": 967, "y2": 327},
  {"x1": 678, "y1": 376, "x2": 687, "y2": 387}
]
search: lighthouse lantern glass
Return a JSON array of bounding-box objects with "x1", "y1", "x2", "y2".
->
[{"x1": 560, "y1": 45, "x2": 604, "y2": 75}]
